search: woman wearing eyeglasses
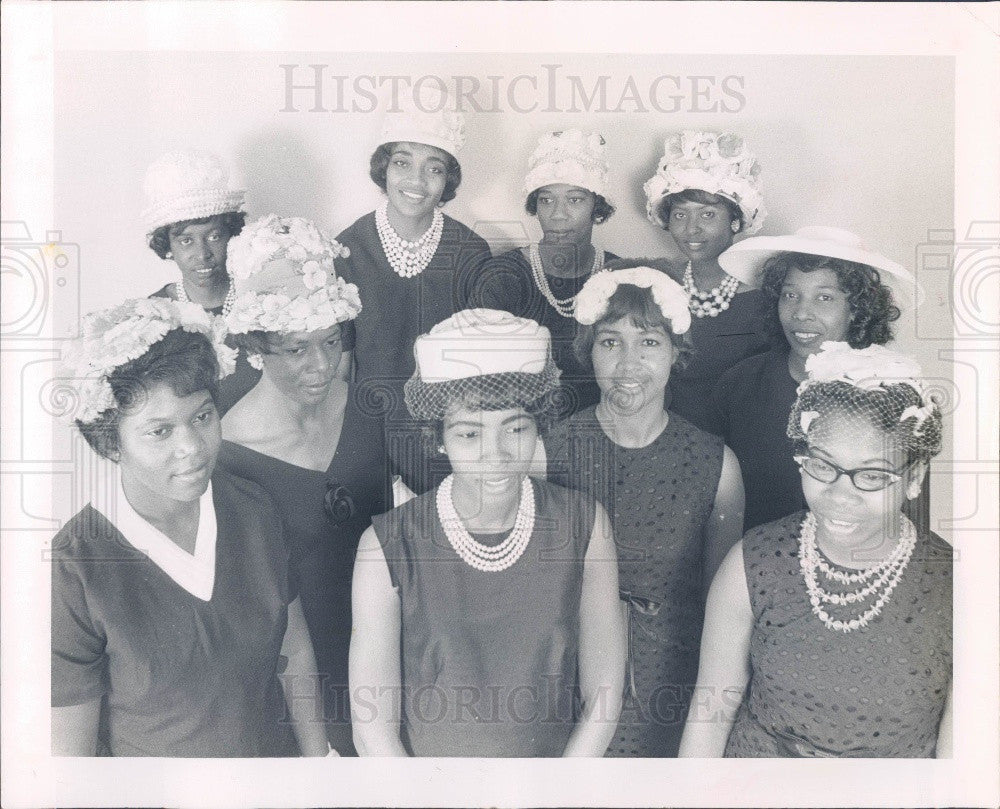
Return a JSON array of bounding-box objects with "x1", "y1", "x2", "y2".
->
[
  {"x1": 219, "y1": 215, "x2": 389, "y2": 756},
  {"x1": 680, "y1": 342, "x2": 952, "y2": 758}
]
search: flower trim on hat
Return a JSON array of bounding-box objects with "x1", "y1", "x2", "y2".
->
[
  {"x1": 225, "y1": 214, "x2": 360, "y2": 335},
  {"x1": 62, "y1": 298, "x2": 237, "y2": 424},
  {"x1": 798, "y1": 341, "x2": 940, "y2": 435},
  {"x1": 643, "y1": 131, "x2": 766, "y2": 235},
  {"x1": 523, "y1": 129, "x2": 610, "y2": 198},
  {"x1": 574, "y1": 266, "x2": 692, "y2": 335}
]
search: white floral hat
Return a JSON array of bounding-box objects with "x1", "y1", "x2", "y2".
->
[
  {"x1": 142, "y1": 149, "x2": 245, "y2": 235},
  {"x1": 377, "y1": 83, "x2": 465, "y2": 159},
  {"x1": 523, "y1": 129, "x2": 610, "y2": 199},
  {"x1": 225, "y1": 215, "x2": 360, "y2": 335},
  {"x1": 61, "y1": 298, "x2": 237, "y2": 424},
  {"x1": 574, "y1": 266, "x2": 692, "y2": 335},
  {"x1": 643, "y1": 131, "x2": 766, "y2": 234},
  {"x1": 719, "y1": 226, "x2": 922, "y2": 300}
]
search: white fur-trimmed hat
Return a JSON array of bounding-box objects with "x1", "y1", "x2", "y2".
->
[
  {"x1": 523, "y1": 129, "x2": 610, "y2": 199},
  {"x1": 142, "y1": 149, "x2": 245, "y2": 235},
  {"x1": 377, "y1": 83, "x2": 465, "y2": 159}
]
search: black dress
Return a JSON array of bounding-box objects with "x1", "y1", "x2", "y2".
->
[
  {"x1": 469, "y1": 247, "x2": 621, "y2": 417},
  {"x1": 218, "y1": 386, "x2": 390, "y2": 754}
]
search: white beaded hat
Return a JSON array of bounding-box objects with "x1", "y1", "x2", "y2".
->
[
  {"x1": 719, "y1": 226, "x2": 922, "y2": 300},
  {"x1": 141, "y1": 149, "x2": 245, "y2": 235},
  {"x1": 643, "y1": 130, "x2": 766, "y2": 234},
  {"x1": 523, "y1": 129, "x2": 610, "y2": 199},
  {"x1": 377, "y1": 83, "x2": 465, "y2": 159}
]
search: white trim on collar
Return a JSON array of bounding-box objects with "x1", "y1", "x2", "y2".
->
[{"x1": 94, "y1": 471, "x2": 217, "y2": 601}]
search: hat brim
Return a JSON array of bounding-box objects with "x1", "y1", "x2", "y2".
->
[{"x1": 718, "y1": 234, "x2": 922, "y2": 300}]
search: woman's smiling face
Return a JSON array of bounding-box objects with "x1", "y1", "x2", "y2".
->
[
  {"x1": 167, "y1": 215, "x2": 232, "y2": 292},
  {"x1": 441, "y1": 407, "x2": 538, "y2": 499},
  {"x1": 384, "y1": 142, "x2": 449, "y2": 223},
  {"x1": 779, "y1": 266, "x2": 853, "y2": 362},
  {"x1": 665, "y1": 198, "x2": 736, "y2": 264}
]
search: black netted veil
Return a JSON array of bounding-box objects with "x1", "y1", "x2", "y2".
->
[
  {"x1": 403, "y1": 359, "x2": 562, "y2": 421},
  {"x1": 788, "y1": 380, "x2": 943, "y2": 462}
]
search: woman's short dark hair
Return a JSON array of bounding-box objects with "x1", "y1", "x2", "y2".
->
[
  {"x1": 369, "y1": 142, "x2": 462, "y2": 204},
  {"x1": 657, "y1": 188, "x2": 743, "y2": 232},
  {"x1": 573, "y1": 282, "x2": 693, "y2": 373},
  {"x1": 760, "y1": 252, "x2": 901, "y2": 348},
  {"x1": 524, "y1": 189, "x2": 616, "y2": 225},
  {"x1": 76, "y1": 328, "x2": 220, "y2": 460},
  {"x1": 147, "y1": 212, "x2": 247, "y2": 260}
]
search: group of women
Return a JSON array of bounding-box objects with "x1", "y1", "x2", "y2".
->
[{"x1": 51, "y1": 89, "x2": 952, "y2": 759}]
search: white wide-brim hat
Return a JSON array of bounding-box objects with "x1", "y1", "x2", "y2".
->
[{"x1": 718, "y1": 226, "x2": 922, "y2": 301}]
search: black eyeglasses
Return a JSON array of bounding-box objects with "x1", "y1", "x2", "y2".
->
[
  {"x1": 793, "y1": 455, "x2": 914, "y2": 493},
  {"x1": 323, "y1": 482, "x2": 356, "y2": 525}
]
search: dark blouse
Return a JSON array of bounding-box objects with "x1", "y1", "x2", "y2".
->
[{"x1": 51, "y1": 470, "x2": 297, "y2": 757}]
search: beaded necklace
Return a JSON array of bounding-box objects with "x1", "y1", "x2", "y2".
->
[
  {"x1": 528, "y1": 242, "x2": 605, "y2": 318},
  {"x1": 436, "y1": 474, "x2": 535, "y2": 572},
  {"x1": 175, "y1": 277, "x2": 236, "y2": 318},
  {"x1": 375, "y1": 200, "x2": 444, "y2": 279},
  {"x1": 798, "y1": 511, "x2": 917, "y2": 633},
  {"x1": 682, "y1": 261, "x2": 739, "y2": 318}
]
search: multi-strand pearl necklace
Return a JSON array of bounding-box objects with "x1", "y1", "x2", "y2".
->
[
  {"x1": 375, "y1": 201, "x2": 444, "y2": 279},
  {"x1": 798, "y1": 511, "x2": 917, "y2": 633},
  {"x1": 682, "y1": 261, "x2": 739, "y2": 318},
  {"x1": 436, "y1": 474, "x2": 535, "y2": 572},
  {"x1": 528, "y1": 242, "x2": 605, "y2": 318},
  {"x1": 175, "y1": 277, "x2": 236, "y2": 318}
]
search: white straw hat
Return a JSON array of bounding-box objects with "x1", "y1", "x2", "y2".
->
[
  {"x1": 523, "y1": 129, "x2": 610, "y2": 199},
  {"x1": 718, "y1": 226, "x2": 922, "y2": 300},
  {"x1": 377, "y1": 83, "x2": 465, "y2": 159}
]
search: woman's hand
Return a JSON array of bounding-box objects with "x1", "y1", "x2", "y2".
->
[
  {"x1": 280, "y1": 597, "x2": 329, "y2": 756},
  {"x1": 349, "y1": 527, "x2": 408, "y2": 756},
  {"x1": 678, "y1": 540, "x2": 753, "y2": 757},
  {"x1": 562, "y1": 503, "x2": 627, "y2": 756}
]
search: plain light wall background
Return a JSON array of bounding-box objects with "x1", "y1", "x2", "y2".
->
[{"x1": 52, "y1": 51, "x2": 955, "y2": 528}]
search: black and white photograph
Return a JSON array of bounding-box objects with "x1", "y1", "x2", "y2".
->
[{"x1": 2, "y1": 2, "x2": 998, "y2": 807}]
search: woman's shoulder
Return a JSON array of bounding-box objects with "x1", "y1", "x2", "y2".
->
[
  {"x1": 52, "y1": 504, "x2": 126, "y2": 563},
  {"x1": 148, "y1": 283, "x2": 174, "y2": 301},
  {"x1": 665, "y1": 410, "x2": 725, "y2": 449},
  {"x1": 335, "y1": 210, "x2": 376, "y2": 243},
  {"x1": 210, "y1": 467, "x2": 282, "y2": 525},
  {"x1": 603, "y1": 256, "x2": 685, "y2": 282},
  {"x1": 742, "y1": 510, "x2": 805, "y2": 555},
  {"x1": 442, "y1": 214, "x2": 490, "y2": 250}
]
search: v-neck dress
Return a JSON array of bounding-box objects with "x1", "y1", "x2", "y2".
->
[
  {"x1": 50, "y1": 470, "x2": 298, "y2": 757},
  {"x1": 217, "y1": 386, "x2": 389, "y2": 754}
]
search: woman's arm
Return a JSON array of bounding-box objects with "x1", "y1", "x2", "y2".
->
[
  {"x1": 562, "y1": 503, "x2": 626, "y2": 757},
  {"x1": 349, "y1": 526, "x2": 408, "y2": 756},
  {"x1": 678, "y1": 540, "x2": 754, "y2": 757},
  {"x1": 702, "y1": 446, "x2": 745, "y2": 594},
  {"x1": 280, "y1": 596, "x2": 330, "y2": 756},
  {"x1": 936, "y1": 683, "x2": 953, "y2": 758},
  {"x1": 51, "y1": 699, "x2": 101, "y2": 756}
]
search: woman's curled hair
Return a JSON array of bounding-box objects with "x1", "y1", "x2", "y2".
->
[
  {"x1": 761, "y1": 252, "x2": 901, "y2": 349},
  {"x1": 77, "y1": 328, "x2": 220, "y2": 460},
  {"x1": 524, "y1": 189, "x2": 616, "y2": 225}
]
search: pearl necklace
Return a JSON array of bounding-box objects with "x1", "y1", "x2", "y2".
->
[
  {"x1": 375, "y1": 200, "x2": 444, "y2": 279},
  {"x1": 682, "y1": 261, "x2": 739, "y2": 318},
  {"x1": 798, "y1": 511, "x2": 917, "y2": 633},
  {"x1": 175, "y1": 277, "x2": 236, "y2": 318},
  {"x1": 528, "y1": 242, "x2": 605, "y2": 318},
  {"x1": 436, "y1": 474, "x2": 535, "y2": 572}
]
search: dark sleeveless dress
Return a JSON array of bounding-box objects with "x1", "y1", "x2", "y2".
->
[
  {"x1": 371, "y1": 478, "x2": 595, "y2": 757},
  {"x1": 726, "y1": 511, "x2": 953, "y2": 757},
  {"x1": 546, "y1": 406, "x2": 724, "y2": 757},
  {"x1": 469, "y1": 247, "x2": 621, "y2": 418}
]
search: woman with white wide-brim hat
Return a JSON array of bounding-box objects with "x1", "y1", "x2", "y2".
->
[
  {"x1": 335, "y1": 85, "x2": 491, "y2": 495},
  {"x1": 472, "y1": 129, "x2": 621, "y2": 417},
  {"x1": 630, "y1": 130, "x2": 771, "y2": 433},
  {"x1": 710, "y1": 226, "x2": 922, "y2": 532}
]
